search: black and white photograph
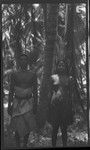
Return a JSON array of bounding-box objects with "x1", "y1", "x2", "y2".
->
[{"x1": 1, "y1": 0, "x2": 89, "y2": 148}]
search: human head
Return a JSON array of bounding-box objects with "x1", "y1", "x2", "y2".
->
[
  {"x1": 19, "y1": 54, "x2": 28, "y2": 70},
  {"x1": 56, "y1": 60, "x2": 67, "y2": 75}
]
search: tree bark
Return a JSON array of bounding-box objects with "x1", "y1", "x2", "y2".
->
[
  {"x1": 14, "y1": 20, "x2": 22, "y2": 69},
  {"x1": 65, "y1": 4, "x2": 87, "y2": 120},
  {"x1": 36, "y1": 4, "x2": 58, "y2": 129}
]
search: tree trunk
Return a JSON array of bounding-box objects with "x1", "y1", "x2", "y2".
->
[
  {"x1": 31, "y1": 5, "x2": 37, "y2": 46},
  {"x1": 36, "y1": 4, "x2": 58, "y2": 129},
  {"x1": 14, "y1": 20, "x2": 22, "y2": 69},
  {"x1": 65, "y1": 4, "x2": 87, "y2": 119},
  {"x1": 29, "y1": 5, "x2": 41, "y2": 65}
]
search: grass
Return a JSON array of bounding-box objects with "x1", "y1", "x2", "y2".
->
[{"x1": 3, "y1": 100, "x2": 88, "y2": 148}]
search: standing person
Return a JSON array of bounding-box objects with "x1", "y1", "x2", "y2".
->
[
  {"x1": 7, "y1": 53, "x2": 38, "y2": 148},
  {"x1": 47, "y1": 60, "x2": 74, "y2": 147}
]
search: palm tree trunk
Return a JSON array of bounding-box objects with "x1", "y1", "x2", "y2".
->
[
  {"x1": 65, "y1": 4, "x2": 87, "y2": 120},
  {"x1": 14, "y1": 20, "x2": 22, "y2": 69},
  {"x1": 36, "y1": 4, "x2": 58, "y2": 129},
  {"x1": 31, "y1": 6, "x2": 37, "y2": 46}
]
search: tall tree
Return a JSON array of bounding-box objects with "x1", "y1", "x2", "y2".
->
[
  {"x1": 65, "y1": 4, "x2": 87, "y2": 119},
  {"x1": 36, "y1": 4, "x2": 58, "y2": 129}
]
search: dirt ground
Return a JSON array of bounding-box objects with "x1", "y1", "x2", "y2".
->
[{"x1": 3, "y1": 105, "x2": 88, "y2": 149}]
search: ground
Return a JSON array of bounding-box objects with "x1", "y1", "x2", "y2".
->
[{"x1": 3, "y1": 101, "x2": 88, "y2": 148}]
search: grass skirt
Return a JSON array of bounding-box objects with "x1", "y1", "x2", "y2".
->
[
  {"x1": 10, "y1": 111, "x2": 37, "y2": 138},
  {"x1": 47, "y1": 98, "x2": 74, "y2": 127},
  {"x1": 10, "y1": 97, "x2": 37, "y2": 138}
]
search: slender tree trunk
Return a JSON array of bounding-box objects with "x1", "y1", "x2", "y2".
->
[
  {"x1": 65, "y1": 4, "x2": 87, "y2": 119},
  {"x1": 31, "y1": 6, "x2": 37, "y2": 46},
  {"x1": 36, "y1": 4, "x2": 58, "y2": 129},
  {"x1": 65, "y1": 4, "x2": 69, "y2": 35},
  {"x1": 14, "y1": 20, "x2": 22, "y2": 69},
  {"x1": 29, "y1": 6, "x2": 41, "y2": 65}
]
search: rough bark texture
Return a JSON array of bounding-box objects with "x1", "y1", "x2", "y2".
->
[
  {"x1": 14, "y1": 20, "x2": 22, "y2": 69},
  {"x1": 36, "y1": 4, "x2": 58, "y2": 129},
  {"x1": 65, "y1": 4, "x2": 87, "y2": 120}
]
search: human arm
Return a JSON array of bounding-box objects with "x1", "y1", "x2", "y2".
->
[
  {"x1": 8, "y1": 73, "x2": 15, "y2": 116},
  {"x1": 32, "y1": 73, "x2": 38, "y2": 114}
]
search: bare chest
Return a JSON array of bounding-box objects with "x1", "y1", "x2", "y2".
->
[{"x1": 14, "y1": 72, "x2": 34, "y2": 87}]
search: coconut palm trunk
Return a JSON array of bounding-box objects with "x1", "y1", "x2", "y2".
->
[
  {"x1": 36, "y1": 4, "x2": 58, "y2": 129},
  {"x1": 65, "y1": 4, "x2": 87, "y2": 119}
]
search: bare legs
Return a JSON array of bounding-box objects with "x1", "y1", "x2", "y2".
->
[
  {"x1": 52, "y1": 123, "x2": 68, "y2": 147},
  {"x1": 15, "y1": 132, "x2": 29, "y2": 148},
  {"x1": 61, "y1": 124, "x2": 67, "y2": 147},
  {"x1": 15, "y1": 131, "x2": 20, "y2": 148},
  {"x1": 52, "y1": 124, "x2": 59, "y2": 147}
]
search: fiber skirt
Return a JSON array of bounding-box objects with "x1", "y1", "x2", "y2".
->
[
  {"x1": 9, "y1": 97, "x2": 37, "y2": 138},
  {"x1": 47, "y1": 98, "x2": 74, "y2": 127},
  {"x1": 10, "y1": 110, "x2": 37, "y2": 138}
]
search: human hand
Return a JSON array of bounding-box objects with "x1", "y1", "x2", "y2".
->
[
  {"x1": 33, "y1": 104, "x2": 37, "y2": 115},
  {"x1": 7, "y1": 104, "x2": 13, "y2": 116}
]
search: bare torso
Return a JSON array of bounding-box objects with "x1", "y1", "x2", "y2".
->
[
  {"x1": 13, "y1": 70, "x2": 35, "y2": 89},
  {"x1": 10, "y1": 70, "x2": 37, "y2": 100}
]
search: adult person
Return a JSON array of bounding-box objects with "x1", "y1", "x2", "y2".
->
[
  {"x1": 47, "y1": 59, "x2": 75, "y2": 147},
  {"x1": 8, "y1": 53, "x2": 38, "y2": 148}
]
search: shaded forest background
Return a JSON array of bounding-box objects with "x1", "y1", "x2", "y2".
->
[{"x1": 2, "y1": 3, "x2": 88, "y2": 147}]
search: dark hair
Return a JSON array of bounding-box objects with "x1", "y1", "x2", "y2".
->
[
  {"x1": 19, "y1": 53, "x2": 28, "y2": 59},
  {"x1": 19, "y1": 53, "x2": 29, "y2": 62},
  {"x1": 56, "y1": 59, "x2": 69, "y2": 75}
]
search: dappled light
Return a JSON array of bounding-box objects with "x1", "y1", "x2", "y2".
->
[{"x1": 2, "y1": 2, "x2": 88, "y2": 148}]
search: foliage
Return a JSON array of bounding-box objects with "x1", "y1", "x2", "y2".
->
[
  {"x1": 2, "y1": 4, "x2": 45, "y2": 94},
  {"x1": 2, "y1": 3, "x2": 87, "y2": 147}
]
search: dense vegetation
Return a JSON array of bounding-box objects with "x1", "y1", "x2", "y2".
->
[{"x1": 2, "y1": 3, "x2": 88, "y2": 147}]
